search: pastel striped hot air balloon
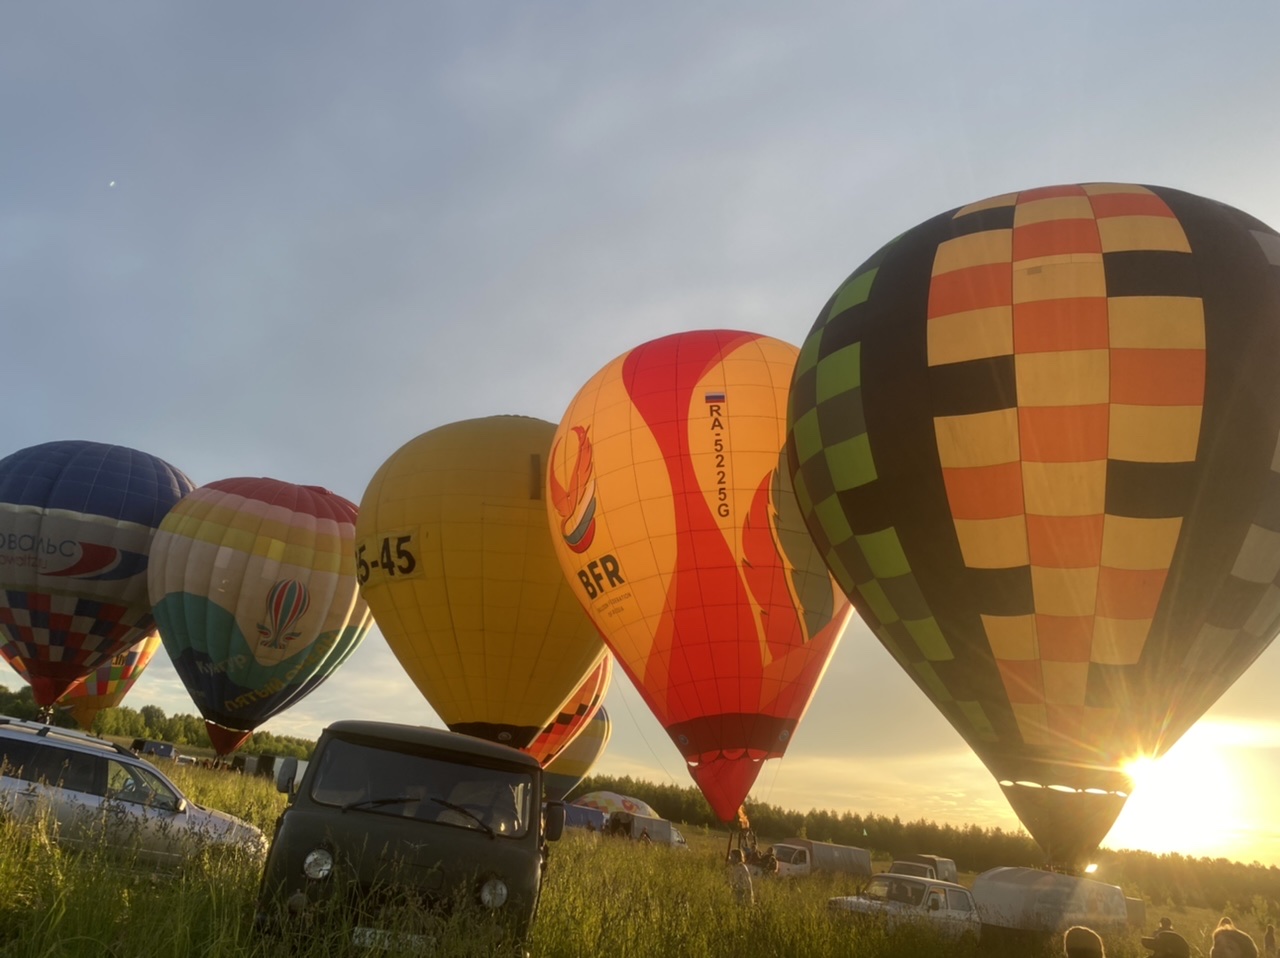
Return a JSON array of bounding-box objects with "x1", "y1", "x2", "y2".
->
[
  {"x1": 59, "y1": 633, "x2": 163, "y2": 731},
  {"x1": 526, "y1": 653, "x2": 611, "y2": 767},
  {"x1": 148, "y1": 478, "x2": 372, "y2": 754},
  {"x1": 787, "y1": 182, "x2": 1280, "y2": 867},
  {"x1": 548, "y1": 331, "x2": 853, "y2": 822},
  {"x1": 356, "y1": 416, "x2": 606, "y2": 748},
  {"x1": 0, "y1": 441, "x2": 193, "y2": 705}
]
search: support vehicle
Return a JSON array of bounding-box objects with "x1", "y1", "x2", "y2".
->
[
  {"x1": 829, "y1": 873, "x2": 982, "y2": 943},
  {"x1": 772, "y1": 837, "x2": 872, "y2": 878},
  {"x1": 256, "y1": 720, "x2": 563, "y2": 951}
]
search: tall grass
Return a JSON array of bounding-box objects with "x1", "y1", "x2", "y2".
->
[{"x1": 0, "y1": 766, "x2": 1159, "y2": 957}]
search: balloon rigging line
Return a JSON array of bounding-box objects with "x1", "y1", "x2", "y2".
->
[{"x1": 616, "y1": 676, "x2": 679, "y2": 784}]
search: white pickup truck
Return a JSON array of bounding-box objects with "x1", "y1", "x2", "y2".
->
[{"x1": 828, "y1": 873, "x2": 982, "y2": 944}]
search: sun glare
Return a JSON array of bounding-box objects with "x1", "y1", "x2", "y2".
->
[{"x1": 1106, "y1": 724, "x2": 1250, "y2": 859}]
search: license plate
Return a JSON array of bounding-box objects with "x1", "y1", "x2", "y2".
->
[{"x1": 351, "y1": 926, "x2": 433, "y2": 950}]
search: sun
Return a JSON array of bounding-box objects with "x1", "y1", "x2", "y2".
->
[{"x1": 1105, "y1": 723, "x2": 1249, "y2": 858}]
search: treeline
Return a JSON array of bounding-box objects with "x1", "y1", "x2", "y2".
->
[
  {"x1": 0, "y1": 684, "x2": 315, "y2": 759},
  {"x1": 570, "y1": 774, "x2": 1280, "y2": 918}
]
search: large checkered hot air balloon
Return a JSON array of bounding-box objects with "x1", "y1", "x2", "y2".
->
[
  {"x1": 548, "y1": 330, "x2": 852, "y2": 822},
  {"x1": 0, "y1": 440, "x2": 193, "y2": 706},
  {"x1": 786, "y1": 183, "x2": 1280, "y2": 867},
  {"x1": 355, "y1": 416, "x2": 607, "y2": 749},
  {"x1": 148, "y1": 478, "x2": 372, "y2": 754}
]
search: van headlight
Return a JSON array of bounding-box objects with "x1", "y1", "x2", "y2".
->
[
  {"x1": 302, "y1": 848, "x2": 333, "y2": 880},
  {"x1": 479, "y1": 878, "x2": 508, "y2": 909}
]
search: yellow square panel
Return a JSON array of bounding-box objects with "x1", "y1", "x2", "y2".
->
[
  {"x1": 1108, "y1": 297, "x2": 1205, "y2": 349},
  {"x1": 982, "y1": 614, "x2": 1038, "y2": 660},
  {"x1": 1022, "y1": 460, "x2": 1107, "y2": 516},
  {"x1": 955, "y1": 516, "x2": 1029, "y2": 569},
  {"x1": 1041, "y1": 661, "x2": 1089, "y2": 706},
  {"x1": 1030, "y1": 566, "x2": 1099, "y2": 617},
  {"x1": 1015, "y1": 350, "x2": 1109, "y2": 406},
  {"x1": 1100, "y1": 515, "x2": 1182, "y2": 570},
  {"x1": 927, "y1": 307, "x2": 1013, "y2": 365},
  {"x1": 1012, "y1": 258, "x2": 1107, "y2": 304},
  {"x1": 1014, "y1": 196, "x2": 1097, "y2": 226},
  {"x1": 1012, "y1": 704, "x2": 1051, "y2": 745},
  {"x1": 934, "y1": 408, "x2": 1020, "y2": 468},
  {"x1": 1092, "y1": 617, "x2": 1152, "y2": 665},
  {"x1": 932, "y1": 229, "x2": 1013, "y2": 275},
  {"x1": 1109, "y1": 405, "x2": 1202, "y2": 463},
  {"x1": 1097, "y1": 216, "x2": 1190, "y2": 253},
  {"x1": 956, "y1": 192, "x2": 1018, "y2": 216}
]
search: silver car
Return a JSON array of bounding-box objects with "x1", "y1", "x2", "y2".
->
[
  {"x1": 0, "y1": 716, "x2": 265, "y2": 867},
  {"x1": 829, "y1": 873, "x2": 982, "y2": 944}
]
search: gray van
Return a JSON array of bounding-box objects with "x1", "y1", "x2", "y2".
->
[{"x1": 256, "y1": 720, "x2": 563, "y2": 950}]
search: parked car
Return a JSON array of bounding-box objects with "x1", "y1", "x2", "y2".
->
[
  {"x1": 829, "y1": 873, "x2": 982, "y2": 943},
  {"x1": 888, "y1": 859, "x2": 937, "y2": 879},
  {"x1": 257, "y1": 720, "x2": 565, "y2": 952},
  {"x1": 0, "y1": 716, "x2": 265, "y2": 867}
]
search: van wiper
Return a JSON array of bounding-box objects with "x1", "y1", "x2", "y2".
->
[
  {"x1": 342, "y1": 795, "x2": 417, "y2": 813},
  {"x1": 430, "y1": 798, "x2": 495, "y2": 838}
]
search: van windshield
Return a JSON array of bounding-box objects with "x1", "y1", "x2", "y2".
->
[
  {"x1": 310, "y1": 735, "x2": 533, "y2": 838},
  {"x1": 774, "y1": 845, "x2": 803, "y2": 865}
]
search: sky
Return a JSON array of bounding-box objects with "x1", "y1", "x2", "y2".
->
[{"x1": 5, "y1": 1, "x2": 1280, "y2": 868}]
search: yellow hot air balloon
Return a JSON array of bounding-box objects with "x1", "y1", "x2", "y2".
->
[{"x1": 356, "y1": 416, "x2": 606, "y2": 747}]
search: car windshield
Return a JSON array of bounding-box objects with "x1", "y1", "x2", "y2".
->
[
  {"x1": 309, "y1": 735, "x2": 533, "y2": 838},
  {"x1": 774, "y1": 845, "x2": 803, "y2": 864},
  {"x1": 864, "y1": 876, "x2": 925, "y2": 905}
]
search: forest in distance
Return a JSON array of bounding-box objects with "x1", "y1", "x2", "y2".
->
[{"x1": 4, "y1": 682, "x2": 1278, "y2": 924}]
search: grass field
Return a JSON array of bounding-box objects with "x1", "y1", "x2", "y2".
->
[{"x1": 0, "y1": 764, "x2": 1261, "y2": 957}]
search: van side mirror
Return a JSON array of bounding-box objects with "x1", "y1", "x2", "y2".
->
[
  {"x1": 276, "y1": 757, "x2": 299, "y2": 794},
  {"x1": 544, "y1": 802, "x2": 565, "y2": 842},
  {"x1": 929, "y1": 898, "x2": 940, "y2": 911}
]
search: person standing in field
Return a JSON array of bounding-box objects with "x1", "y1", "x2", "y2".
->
[
  {"x1": 1211, "y1": 918, "x2": 1259, "y2": 958},
  {"x1": 1063, "y1": 925, "x2": 1106, "y2": 958},
  {"x1": 1263, "y1": 924, "x2": 1275, "y2": 958},
  {"x1": 726, "y1": 848, "x2": 754, "y2": 906}
]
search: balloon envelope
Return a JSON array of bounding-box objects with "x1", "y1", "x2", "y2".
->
[
  {"x1": 572, "y1": 784, "x2": 653, "y2": 819},
  {"x1": 544, "y1": 706, "x2": 612, "y2": 802},
  {"x1": 526, "y1": 653, "x2": 611, "y2": 767},
  {"x1": 0, "y1": 440, "x2": 193, "y2": 704},
  {"x1": 355, "y1": 416, "x2": 606, "y2": 748},
  {"x1": 59, "y1": 633, "x2": 163, "y2": 731},
  {"x1": 787, "y1": 182, "x2": 1280, "y2": 865},
  {"x1": 549, "y1": 330, "x2": 852, "y2": 821},
  {"x1": 149, "y1": 478, "x2": 371, "y2": 754}
]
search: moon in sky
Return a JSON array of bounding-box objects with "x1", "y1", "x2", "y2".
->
[{"x1": 109, "y1": 181, "x2": 116, "y2": 187}]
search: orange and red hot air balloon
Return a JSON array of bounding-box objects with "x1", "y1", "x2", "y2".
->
[
  {"x1": 549, "y1": 330, "x2": 852, "y2": 821},
  {"x1": 787, "y1": 183, "x2": 1280, "y2": 866}
]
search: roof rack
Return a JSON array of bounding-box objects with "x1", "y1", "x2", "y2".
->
[{"x1": 0, "y1": 716, "x2": 137, "y2": 758}]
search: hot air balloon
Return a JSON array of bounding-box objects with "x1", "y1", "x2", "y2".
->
[
  {"x1": 545, "y1": 706, "x2": 612, "y2": 802},
  {"x1": 0, "y1": 440, "x2": 193, "y2": 705},
  {"x1": 548, "y1": 330, "x2": 853, "y2": 821},
  {"x1": 58, "y1": 633, "x2": 163, "y2": 731},
  {"x1": 572, "y1": 785, "x2": 654, "y2": 819},
  {"x1": 526, "y1": 653, "x2": 612, "y2": 767},
  {"x1": 1, "y1": 647, "x2": 28, "y2": 684},
  {"x1": 148, "y1": 478, "x2": 372, "y2": 754},
  {"x1": 356, "y1": 416, "x2": 606, "y2": 748},
  {"x1": 786, "y1": 182, "x2": 1280, "y2": 867}
]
